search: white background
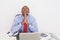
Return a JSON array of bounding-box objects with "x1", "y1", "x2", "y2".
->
[{"x1": 0, "y1": 0, "x2": 60, "y2": 40}]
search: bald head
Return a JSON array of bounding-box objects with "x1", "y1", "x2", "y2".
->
[{"x1": 21, "y1": 6, "x2": 30, "y2": 16}]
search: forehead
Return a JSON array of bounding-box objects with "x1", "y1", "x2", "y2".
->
[{"x1": 22, "y1": 6, "x2": 29, "y2": 9}]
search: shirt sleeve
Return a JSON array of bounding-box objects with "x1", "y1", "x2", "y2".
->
[
  {"x1": 28, "y1": 16, "x2": 38, "y2": 32},
  {"x1": 10, "y1": 14, "x2": 22, "y2": 34}
]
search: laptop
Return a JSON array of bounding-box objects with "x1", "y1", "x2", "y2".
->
[{"x1": 19, "y1": 33, "x2": 41, "y2": 40}]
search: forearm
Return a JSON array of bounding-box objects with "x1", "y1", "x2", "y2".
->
[{"x1": 29, "y1": 24, "x2": 38, "y2": 32}]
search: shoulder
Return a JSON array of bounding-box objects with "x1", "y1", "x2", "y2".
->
[
  {"x1": 15, "y1": 14, "x2": 22, "y2": 17},
  {"x1": 14, "y1": 14, "x2": 22, "y2": 19},
  {"x1": 16, "y1": 14, "x2": 21, "y2": 16},
  {"x1": 29, "y1": 15, "x2": 35, "y2": 18},
  {"x1": 29, "y1": 14, "x2": 35, "y2": 20}
]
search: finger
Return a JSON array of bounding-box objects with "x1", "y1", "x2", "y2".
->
[{"x1": 24, "y1": 13, "x2": 27, "y2": 19}]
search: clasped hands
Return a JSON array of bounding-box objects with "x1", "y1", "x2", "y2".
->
[{"x1": 21, "y1": 14, "x2": 29, "y2": 25}]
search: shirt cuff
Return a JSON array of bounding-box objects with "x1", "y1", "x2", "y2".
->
[{"x1": 8, "y1": 32, "x2": 13, "y2": 37}]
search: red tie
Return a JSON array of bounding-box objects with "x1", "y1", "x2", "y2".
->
[{"x1": 23, "y1": 23, "x2": 28, "y2": 32}]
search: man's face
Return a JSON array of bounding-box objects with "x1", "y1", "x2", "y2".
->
[{"x1": 21, "y1": 6, "x2": 29, "y2": 16}]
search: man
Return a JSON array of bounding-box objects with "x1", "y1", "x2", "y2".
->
[{"x1": 8, "y1": 6, "x2": 38, "y2": 39}]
